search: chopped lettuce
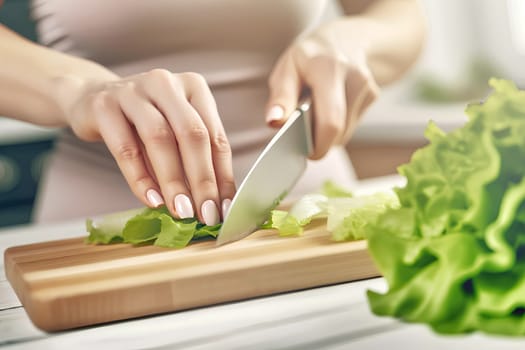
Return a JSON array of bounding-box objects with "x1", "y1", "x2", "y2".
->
[
  {"x1": 322, "y1": 180, "x2": 355, "y2": 198},
  {"x1": 264, "y1": 180, "x2": 398, "y2": 240},
  {"x1": 366, "y1": 79, "x2": 525, "y2": 335},
  {"x1": 325, "y1": 192, "x2": 399, "y2": 241},
  {"x1": 85, "y1": 208, "x2": 144, "y2": 244},
  {"x1": 86, "y1": 179, "x2": 389, "y2": 248},
  {"x1": 262, "y1": 210, "x2": 304, "y2": 236},
  {"x1": 86, "y1": 206, "x2": 219, "y2": 248}
]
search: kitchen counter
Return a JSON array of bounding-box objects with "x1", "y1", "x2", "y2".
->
[
  {"x1": 1, "y1": 176, "x2": 524, "y2": 349},
  {"x1": 0, "y1": 118, "x2": 58, "y2": 145},
  {"x1": 0, "y1": 118, "x2": 58, "y2": 227}
]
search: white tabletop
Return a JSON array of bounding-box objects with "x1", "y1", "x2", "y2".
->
[{"x1": 1, "y1": 176, "x2": 525, "y2": 349}]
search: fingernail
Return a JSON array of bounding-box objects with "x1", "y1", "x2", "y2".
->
[
  {"x1": 222, "y1": 198, "x2": 232, "y2": 218},
  {"x1": 201, "y1": 200, "x2": 220, "y2": 226},
  {"x1": 146, "y1": 189, "x2": 164, "y2": 207},
  {"x1": 174, "y1": 194, "x2": 194, "y2": 218},
  {"x1": 266, "y1": 105, "x2": 284, "y2": 123}
]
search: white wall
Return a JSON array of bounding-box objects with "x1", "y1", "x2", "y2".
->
[{"x1": 412, "y1": 0, "x2": 525, "y2": 88}]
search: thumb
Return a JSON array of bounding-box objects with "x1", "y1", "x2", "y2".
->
[{"x1": 265, "y1": 56, "x2": 302, "y2": 128}]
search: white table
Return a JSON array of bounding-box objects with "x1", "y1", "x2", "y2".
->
[{"x1": 2, "y1": 177, "x2": 525, "y2": 349}]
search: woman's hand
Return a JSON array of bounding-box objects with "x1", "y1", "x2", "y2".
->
[
  {"x1": 265, "y1": 29, "x2": 380, "y2": 160},
  {"x1": 61, "y1": 69, "x2": 235, "y2": 226}
]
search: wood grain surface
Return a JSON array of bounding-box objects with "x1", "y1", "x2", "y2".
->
[{"x1": 4, "y1": 219, "x2": 378, "y2": 332}]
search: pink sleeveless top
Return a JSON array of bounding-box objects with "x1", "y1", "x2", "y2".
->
[{"x1": 30, "y1": 0, "x2": 357, "y2": 222}]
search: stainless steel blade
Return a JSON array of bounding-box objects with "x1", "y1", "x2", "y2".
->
[{"x1": 217, "y1": 101, "x2": 313, "y2": 245}]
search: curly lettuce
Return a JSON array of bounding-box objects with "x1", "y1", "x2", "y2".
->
[{"x1": 367, "y1": 78, "x2": 525, "y2": 335}]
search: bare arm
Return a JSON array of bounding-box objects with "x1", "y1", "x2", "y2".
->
[
  {"x1": 333, "y1": 0, "x2": 426, "y2": 85},
  {"x1": 0, "y1": 24, "x2": 118, "y2": 126}
]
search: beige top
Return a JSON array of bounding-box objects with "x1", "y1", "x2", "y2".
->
[{"x1": 31, "y1": 0, "x2": 357, "y2": 222}]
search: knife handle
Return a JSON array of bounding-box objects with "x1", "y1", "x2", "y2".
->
[
  {"x1": 297, "y1": 96, "x2": 311, "y2": 114},
  {"x1": 296, "y1": 97, "x2": 314, "y2": 156}
]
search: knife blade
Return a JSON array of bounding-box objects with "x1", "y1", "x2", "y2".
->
[{"x1": 216, "y1": 100, "x2": 313, "y2": 245}]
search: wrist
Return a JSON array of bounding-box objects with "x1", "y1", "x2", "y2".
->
[
  {"x1": 51, "y1": 74, "x2": 90, "y2": 126},
  {"x1": 50, "y1": 64, "x2": 118, "y2": 126}
]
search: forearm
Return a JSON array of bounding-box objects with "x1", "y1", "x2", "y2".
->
[
  {"x1": 0, "y1": 25, "x2": 118, "y2": 126},
  {"x1": 319, "y1": 0, "x2": 425, "y2": 85}
]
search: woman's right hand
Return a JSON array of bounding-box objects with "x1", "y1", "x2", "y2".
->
[{"x1": 60, "y1": 69, "x2": 235, "y2": 226}]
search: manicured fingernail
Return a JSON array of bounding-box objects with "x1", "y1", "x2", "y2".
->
[
  {"x1": 202, "y1": 200, "x2": 220, "y2": 226},
  {"x1": 222, "y1": 198, "x2": 232, "y2": 218},
  {"x1": 266, "y1": 105, "x2": 284, "y2": 123},
  {"x1": 174, "y1": 194, "x2": 194, "y2": 218},
  {"x1": 146, "y1": 189, "x2": 164, "y2": 207}
]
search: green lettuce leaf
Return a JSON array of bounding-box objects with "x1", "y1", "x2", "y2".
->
[
  {"x1": 86, "y1": 206, "x2": 218, "y2": 248},
  {"x1": 322, "y1": 180, "x2": 354, "y2": 198},
  {"x1": 366, "y1": 78, "x2": 525, "y2": 335},
  {"x1": 153, "y1": 216, "x2": 198, "y2": 248},
  {"x1": 262, "y1": 210, "x2": 304, "y2": 236},
  {"x1": 85, "y1": 208, "x2": 144, "y2": 244}
]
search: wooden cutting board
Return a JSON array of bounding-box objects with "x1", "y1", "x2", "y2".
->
[{"x1": 4, "y1": 219, "x2": 379, "y2": 332}]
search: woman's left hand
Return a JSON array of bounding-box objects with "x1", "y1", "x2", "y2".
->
[{"x1": 265, "y1": 30, "x2": 379, "y2": 160}]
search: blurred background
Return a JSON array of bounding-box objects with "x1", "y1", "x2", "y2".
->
[{"x1": 0, "y1": 0, "x2": 523, "y2": 227}]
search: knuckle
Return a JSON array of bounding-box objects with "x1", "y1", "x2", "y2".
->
[
  {"x1": 144, "y1": 125, "x2": 173, "y2": 145},
  {"x1": 368, "y1": 83, "x2": 380, "y2": 100},
  {"x1": 116, "y1": 143, "x2": 142, "y2": 161},
  {"x1": 347, "y1": 65, "x2": 369, "y2": 82},
  {"x1": 116, "y1": 81, "x2": 139, "y2": 101},
  {"x1": 146, "y1": 69, "x2": 174, "y2": 90},
  {"x1": 303, "y1": 58, "x2": 346, "y2": 85},
  {"x1": 220, "y1": 179, "x2": 237, "y2": 194},
  {"x1": 321, "y1": 104, "x2": 345, "y2": 131},
  {"x1": 163, "y1": 179, "x2": 187, "y2": 192},
  {"x1": 181, "y1": 72, "x2": 207, "y2": 87},
  {"x1": 180, "y1": 125, "x2": 209, "y2": 143},
  {"x1": 133, "y1": 174, "x2": 153, "y2": 189},
  {"x1": 308, "y1": 54, "x2": 344, "y2": 71},
  {"x1": 148, "y1": 68, "x2": 173, "y2": 81},
  {"x1": 195, "y1": 176, "x2": 217, "y2": 193},
  {"x1": 211, "y1": 133, "x2": 231, "y2": 155},
  {"x1": 91, "y1": 91, "x2": 112, "y2": 112},
  {"x1": 310, "y1": 54, "x2": 332, "y2": 65},
  {"x1": 323, "y1": 118, "x2": 342, "y2": 138}
]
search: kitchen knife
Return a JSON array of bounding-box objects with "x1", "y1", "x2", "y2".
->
[{"x1": 217, "y1": 100, "x2": 313, "y2": 245}]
